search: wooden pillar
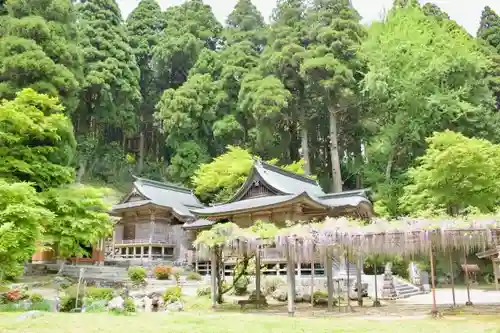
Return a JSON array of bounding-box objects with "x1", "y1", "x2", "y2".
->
[
  {"x1": 326, "y1": 248, "x2": 334, "y2": 312},
  {"x1": 356, "y1": 254, "x2": 363, "y2": 306},
  {"x1": 429, "y1": 245, "x2": 438, "y2": 316},
  {"x1": 493, "y1": 259, "x2": 499, "y2": 291},
  {"x1": 141, "y1": 246, "x2": 144, "y2": 259},
  {"x1": 211, "y1": 247, "x2": 218, "y2": 309},
  {"x1": 111, "y1": 230, "x2": 116, "y2": 258},
  {"x1": 310, "y1": 246, "x2": 315, "y2": 306},
  {"x1": 449, "y1": 251, "x2": 456, "y2": 307},
  {"x1": 297, "y1": 251, "x2": 301, "y2": 278},
  {"x1": 286, "y1": 241, "x2": 296, "y2": 316},
  {"x1": 148, "y1": 210, "x2": 155, "y2": 262},
  {"x1": 255, "y1": 247, "x2": 261, "y2": 305}
]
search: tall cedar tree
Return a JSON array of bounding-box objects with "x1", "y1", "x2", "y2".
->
[
  {"x1": 76, "y1": 0, "x2": 141, "y2": 181},
  {"x1": 0, "y1": 0, "x2": 81, "y2": 113},
  {"x1": 302, "y1": 0, "x2": 366, "y2": 192},
  {"x1": 478, "y1": 6, "x2": 500, "y2": 111},
  {"x1": 126, "y1": 0, "x2": 165, "y2": 173},
  {"x1": 256, "y1": 0, "x2": 309, "y2": 169},
  {"x1": 154, "y1": 0, "x2": 223, "y2": 184}
]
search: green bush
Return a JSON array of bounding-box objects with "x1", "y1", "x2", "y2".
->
[
  {"x1": 312, "y1": 291, "x2": 337, "y2": 307},
  {"x1": 128, "y1": 266, "x2": 147, "y2": 284},
  {"x1": 86, "y1": 287, "x2": 114, "y2": 301},
  {"x1": 163, "y1": 286, "x2": 181, "y2": 304},
  {"x1": 186, "y1": 271, "x2": 202, "y2": 281},
  {"x1": 28, "y1": 293, "x2": 44, "y2": 303},
  {"x1": 124, "y1": 297, "x2": 136, "y2": 313},
  {"x1": 173, "y1": 270, "x2": 181, "y2": 284},
  {"x1": 233, "y1": 276, "x2": 250, "y2": 296},
  {"x1": 392, "y1": 256, "x2": 410, "y2": 279},
  {"x1": 196, "y1": 286, "x2": 211, "y2": 297},
  {"x1": 263, "y1": 276, "x2": 285, "y2": 295},
  {"x1": 59, "y1": 286, "x2": 113, "y2": 312}
]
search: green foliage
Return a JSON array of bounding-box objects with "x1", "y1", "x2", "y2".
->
[
  {"x1": 28, "y1": 293, "x2": 44, "y2": 303},
  {"x1": 41, "y1": 185, "x2": 113, "y2": 259},
  {"x1": 401, "y1": 131, "x2": 500, "y2": 215},
  {"x1": 186, "y1": 271, "x2": 202, "y2": 281},
  {"x1": 0, "y1": 180, "x2": 52, "y2": 280},
  {"x1": 263, "y1": 276, "x2": 285, "y2": 295},
  {"x1": 0, "y1": 89, "x2": 76, "y2": 190},
  {"x1": 60, "y1": 286, "x2": 113, "y2": 312},
  {"x1": 192, "y1": 146, "x2": 314, "y2": 203},
  {"x1": 0, "y1": 0, "x2": 81, "y2": 113},
  {"x1": 361, "y1": 6, "x2": 500, "y2": 216},
  {"x1": 233, "y1": 276, "x2": 250, "y2": 296},
  {"x1": 196, "y1": 286, "x2": 211, "y2": 297},
  {"x1": 124, "y1": 297, "x2": 136, "y2": 313},
  {"x1": 85, "y1": 287, "x2": 114, "y2": 302},
  {"x1": 128, "y1": 266, "x2": 147, "y2": 285},
  {"x1": 163, "y1": 285, "x2": 182, "y2": 304}
]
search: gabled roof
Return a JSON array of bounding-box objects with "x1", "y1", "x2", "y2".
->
[
  {"x1": 191, "y1": 192, "x2": 330, "y2": 217},
  {"x1": 228, "y1": 160, "x2": 325, "y2": 202},
  {"x1": 111, "y1": 177, "x2": 204, "y2": 219}
]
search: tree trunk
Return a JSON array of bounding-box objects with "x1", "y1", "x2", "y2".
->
[
  {"x1": 76, "y1": 160, "x2": 86, "y2": 184},
  {"x1": 138, "y1": 130, "x2": 145, "y2": 174},
  {"x1": 385, "y1": 148, "x2": 395, "y2": 181},
  {"x1": 328, "y1": 106, "x2": 343, "y2": 192},
  {"x1": 300, "y1": 116, "x2": 311, "y2": 175}
]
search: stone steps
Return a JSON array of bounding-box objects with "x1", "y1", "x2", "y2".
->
[{"x1": 394, "y1": 277, "x2": 423, "y2": 299}]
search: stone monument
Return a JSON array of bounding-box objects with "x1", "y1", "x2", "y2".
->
[{"x1": 381, "y1": 262, "x2": 397, "y2": 299}]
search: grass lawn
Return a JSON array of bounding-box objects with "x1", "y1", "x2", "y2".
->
[{"x1": 1, "y1": 312, "x2": 500, "y2": 333}]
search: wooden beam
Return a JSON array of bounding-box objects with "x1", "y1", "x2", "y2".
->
[
  {"x1": 255, "y1": 248, "x2": 261, "y2": 306},
  {"x1": 211, "y1": 248, "x2": 217, "y2": 309},
  {"x1": 326, "y1": 248, "x2": 334, "y2": 312},
  {"x1": 286, "y1": 241, "x2": 295, "y2": 316}
]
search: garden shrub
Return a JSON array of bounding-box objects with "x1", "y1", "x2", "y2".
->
[
  {"x1": 263, "y1": 276, "x2": 285, "y2": 295},
  {"x1": 28, "y1": 293, "x2": 44, "y2": 303},
  {"x1": 128, "y1": 266, "x2": 147, "y2": 284},
  {"x1": 233, "y1": 276, "x2": 250, "y2": 296},
  {"x1": 312, "y1": 291, "x2": 340, "y2": 307},
  {"x1": 173, "y1": 270, "x2": 181, "y2": 284},
  {"x1": 186, "y1": 271, "x2": 202, "y2": 281},
  {"x1": 60, "y1": 286, "x2": 113, "y2": 312},
  {"x1": 163, "y1": 286, "x2": 181, "y2": 304},
  {"x1": 196, "y1": 286, "x2": 211, "y2": 297},
  {"x1": 153, "y1": 265, "x2": 172, "y2": 280},
  {"x1": 124, "y1": 297, "x2": 136, "y2": 313}
]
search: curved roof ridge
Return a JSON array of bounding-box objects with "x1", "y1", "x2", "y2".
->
[
  {"x1": 133, "y1": 176, "x2": 194, "y2": 194},
  {"x1": 257, "y1": 160, "x2": 319, "y2": 186}
]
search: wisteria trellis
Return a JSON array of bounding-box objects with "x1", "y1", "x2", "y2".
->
[{"x1": 196, "y1": 216, "x2": 500, "y2": 260}]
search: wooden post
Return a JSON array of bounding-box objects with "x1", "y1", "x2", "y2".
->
[
  {"x1": 148, "y1": 210, "x2": 156, "y2": 263},
  {"x1": 463, "y1": 248, "x2": 473, "y2": 306},
  {"x1": 357, "y1": 254, "x2": 363, "y2": 306},
  {"x1": 310, "y1": 246, "x2": 315, "y2": 306},
  {"x1": 326, "y1": 248, "x2": 334, "y2": 312},
  {"x1": 429, "y1": 245, "x2": 438, "y2": 316},
  {"x1": 211, "y1": 248, "x2": 217, "y2": 309},
  {"x1": 255, "y1": 247, "x2": 261, "y2": 305},
  {"x1": 286, "y1": 241, "x2": 295, "y2": 316},
  {"x1": 493, "y1": 259, "x2": 499, "y2": 291},
  {"x1": 449, "y1": 251, "x2": 456, "y2": 307}
]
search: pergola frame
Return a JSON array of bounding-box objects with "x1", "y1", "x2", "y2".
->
[{"x1": 198, "y1": 216, "x2": 500, "y2": 316}]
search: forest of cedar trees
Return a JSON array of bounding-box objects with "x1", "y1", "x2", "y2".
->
[{"x1": 2, "y1": 0, "x2": 500, "y2": 278}]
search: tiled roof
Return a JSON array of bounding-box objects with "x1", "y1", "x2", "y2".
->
[
  {"x1": 111, "y1": 177, "x2": 204, "y2": 218},
  {"x1": 228, "y1": 160, "x2": 325, "y2": 202},
  {"x1": 182, "y1": 219, "x2": 214, "y2": 230}
]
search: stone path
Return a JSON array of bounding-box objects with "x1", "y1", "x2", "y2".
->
[{"x1": 399, "y1": 288, "x2": 500, "y2": 305}]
